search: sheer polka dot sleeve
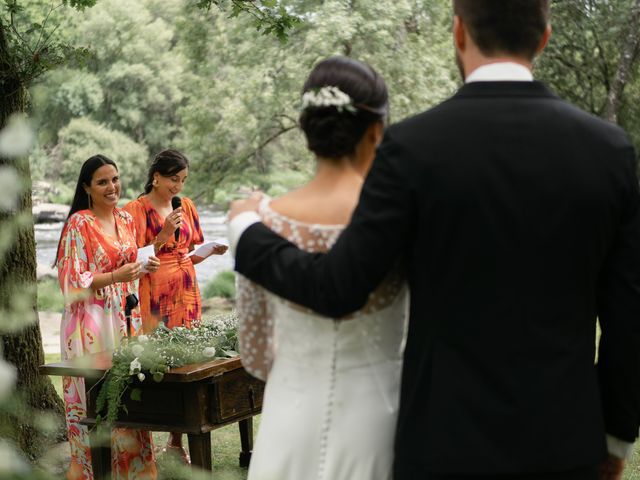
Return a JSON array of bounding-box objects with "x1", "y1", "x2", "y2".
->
[
  {"x1": 236, "y1": 274, "x2": 275, "y2": 381},
  {"x1": 235, "y1": 196, "x2": 403, "y2": 380}
]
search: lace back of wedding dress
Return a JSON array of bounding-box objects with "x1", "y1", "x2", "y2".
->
[{"x1": 237, "y1": 197, "x2": 405, "y2": 381}]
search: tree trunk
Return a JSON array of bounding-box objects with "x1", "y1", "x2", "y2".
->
[
  {"x1": 0, "y1": 23, "x2": 65, "y2": 461},
  {"x1": 603, "y1": 0, "x2": 640, "y2": 123}
]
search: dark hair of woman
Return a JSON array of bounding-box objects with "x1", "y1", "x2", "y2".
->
[
  {"x1": 54, "y1": 154, "x2": 117, "y2": 265},
  {"x1": 143, "y1": 149, "x2": 190, "y2": 195},
  {"x1": 299, "y1": 56, "x2": 389, "y2": 160}
]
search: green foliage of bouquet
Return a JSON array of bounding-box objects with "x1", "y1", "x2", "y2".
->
[{"x1": 96, "y1": 312, "x2": 238, "y2": 424}]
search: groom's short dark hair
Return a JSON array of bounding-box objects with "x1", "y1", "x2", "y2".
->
[{"x1": 453, "y1": 0, "x2": 550, "y2": 59}]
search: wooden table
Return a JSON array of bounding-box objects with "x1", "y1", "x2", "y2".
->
[{"x1": 40, "y1": 352, "x2": 265, "y2": 479}]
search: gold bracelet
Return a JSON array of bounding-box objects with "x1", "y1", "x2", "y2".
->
[
  {"x1": 111, "y1": 272, "x2": 115, "y2": 284},
  {"x1": 153, "y1": 236, "x2": 166, "y2": 252}
]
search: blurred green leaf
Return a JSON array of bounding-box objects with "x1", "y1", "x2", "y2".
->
[{"x1": 130, "y1": 387, "x2": 142, "y2": 402}]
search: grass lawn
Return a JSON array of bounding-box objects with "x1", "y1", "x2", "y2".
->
[
  {"x1": 43, "y1": 345, "x2": 640, "y2": 479},
  {"x1": 44, "y1": 353, "x2": 62, "y2": 397},
  {"x1": 37, "y1": 278, "x2": 64, "y2": 312}
]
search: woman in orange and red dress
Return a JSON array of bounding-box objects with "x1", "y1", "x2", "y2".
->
[
  {"x1": 124, "y1": 149, "x2": 226, "y2": 461},
  {"x1": 55, "y1": 154, "x2": 159, "y2": 479}
]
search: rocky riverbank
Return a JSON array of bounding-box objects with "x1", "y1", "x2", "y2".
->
[{"x1": 32, "y1": 203, "x2": 69, "y2": 224}]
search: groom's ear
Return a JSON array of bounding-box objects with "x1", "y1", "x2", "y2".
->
[
  {"x1": 453, "y1": 15, "x2": 467, "y2": 52},
  {"x1": 535, "y1": 24, "x2": 552, "y2": 56}
]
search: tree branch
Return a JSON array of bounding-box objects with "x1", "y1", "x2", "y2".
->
[
  {"x1": 191, "y1": 122, "x2": 298, "y2": 201},
  {"x1": 34, "y1": 2, "x2": 65, "y2": 53},
  {"x1": 9, "y1": 10, "x2": 31, "y2": 56}
]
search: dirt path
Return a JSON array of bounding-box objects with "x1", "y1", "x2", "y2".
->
[{"x1": 39, "y1": 311, "x2": 61, "y2": 357}]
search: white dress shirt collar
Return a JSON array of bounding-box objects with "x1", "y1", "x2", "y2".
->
[{"x1": 465, "y1": 62, "x2": 534, "y2": 83}]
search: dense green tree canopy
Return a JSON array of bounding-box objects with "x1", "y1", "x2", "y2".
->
[
  {"x1": 536, "y1": 0, "x2": 640, "y2": 146},
  {"x1": 21, "y1": 0, "x2": 639, "y2": 207},
  {"x1": 28, "y1": 0, "x2": 458, "y2": 203}
]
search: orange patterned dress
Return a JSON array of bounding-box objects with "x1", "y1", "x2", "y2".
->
[
  {"x1": 124, "y1": 196, "x2": 204, "y2": 332},
  {"x1": 57, "y1": 209, "x2": 157, "y2": 480}
]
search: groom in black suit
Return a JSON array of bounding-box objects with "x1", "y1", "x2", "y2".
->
[{"x1": 228, "y1": 1, "x2": 640, "y2": 478}]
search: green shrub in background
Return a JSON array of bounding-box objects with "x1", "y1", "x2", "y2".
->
[
  {"x1": 204, "y1": 271, "x2": 236, "y2": 299},
  {"x1": 58, "y1": 118, "x2": 149, "y2": 199},
  {"x1": 50, "y1": 183, "x2": 75, "y2": 206},
  {"x1": 37, "y1": 278, "x2": 64, "y2": 312}
]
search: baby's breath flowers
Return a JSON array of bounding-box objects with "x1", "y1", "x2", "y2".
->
[
  {"x1": 301, "y1": 86, "x2": 356, "y2": 114},
  {"x1": 131, "y1": 344, "x2": 145, "y2": 357},
  {"x1": 96, "y1": 312, "x2": 238, "y2": 423}
]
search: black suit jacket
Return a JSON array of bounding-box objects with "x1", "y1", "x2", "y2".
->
[{"x1": 235, "y1": 81, "x2": 640, "y2": 476}]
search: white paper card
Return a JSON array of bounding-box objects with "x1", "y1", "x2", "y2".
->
[
  {"x1": 136, "y1": 245, "x2": 155, "y2": 273},
  {"x1": 188, "y1": 240, "x2": 228, "y2": 259}
]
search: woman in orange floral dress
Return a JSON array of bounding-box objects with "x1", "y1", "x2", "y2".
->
[
  {"x1": 124, "y1": 149, "x2": 227, "y2": 461},
  {"x1": 55, "y1": 155, "x2": 159, "y2": 479}
]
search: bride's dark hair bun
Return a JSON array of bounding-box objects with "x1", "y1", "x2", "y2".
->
[{"x1": 300, "y1": 56, "x2": 388, "y2": 159}]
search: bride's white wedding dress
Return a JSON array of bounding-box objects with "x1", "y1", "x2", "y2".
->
[{"x1": 237, "y1": 198, "x2": 408, "y2": 480}]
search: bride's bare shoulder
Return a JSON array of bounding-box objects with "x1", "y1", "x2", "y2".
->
[
  {"x1": 268, "y1": 187, "x2": 314, "y2": 220},
  {"x1": 268, "y1": 186, "x2": 356, "y2": 226},
  {"x1": 269, "y1": 187, "x2": 308, "y2": 212}
]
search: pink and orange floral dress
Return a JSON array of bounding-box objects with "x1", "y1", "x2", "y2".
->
[
  {"x1": 124, "y1": 196, "x2": 204, "y2": 332},
  {"x1": 57, "y1": 209, "x2": 157, "y2": 480}
]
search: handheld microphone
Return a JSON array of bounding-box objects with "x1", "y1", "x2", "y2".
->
[
  {"x1": 125, "y1": 294, "x2": 139, "y2": 338},
  {"x1": 171, "y1": 196, "x2": 182, "y2": 242}
]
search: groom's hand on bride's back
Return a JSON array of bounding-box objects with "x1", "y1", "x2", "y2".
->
[
  {"x1": 599, "y1": 454, "x2": 625, "y2": 480},
  {"x1": 229, "y1": 191, "x2": 263, "y2": 221}
]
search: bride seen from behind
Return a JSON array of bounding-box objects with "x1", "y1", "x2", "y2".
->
[{"x1": 235, "y1": 56, "x2": 408, "y2": 480}]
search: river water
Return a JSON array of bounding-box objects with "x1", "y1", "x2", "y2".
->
[{"x1": 34, "y1": 209, "x2": 234, "y2": 289}]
